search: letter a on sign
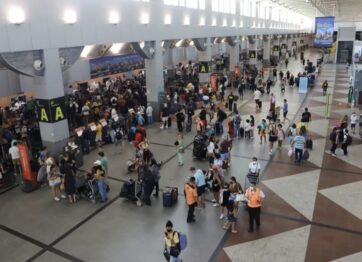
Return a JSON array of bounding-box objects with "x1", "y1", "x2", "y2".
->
[
  {"x1": 40, "y1": 108, "x2": 48, "y2": 122},
  {"x1": 200, "y1": 65, "x2": 206, "y2": 73},
  {"x1": 55, "y1": 107, "x2": 64, "y2": 121}
]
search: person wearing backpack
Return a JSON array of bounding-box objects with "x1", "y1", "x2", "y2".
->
[
  {"x1": 164, "y1": 221, "x2": 182, "y2": 262},
  {"x1": 341, "y1": 129, "x2": 352, "y2": 156}
]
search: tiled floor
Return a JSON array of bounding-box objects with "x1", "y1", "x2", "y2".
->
[{"x1": 1, "y1": 50, "x2": 361, "y2": 262}]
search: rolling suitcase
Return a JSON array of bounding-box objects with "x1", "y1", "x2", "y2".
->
[
  {"x1": 258, "y1": 101, "x2": 262, "y2": 108},
  {"x1": 163, "y1": 191, "x2": 173, "y2": 207},
  {"x1": 239, "y1": 127, "x2": 245, "y2": 138},
  {"x1": 168, "y1": 117, "x2": 172, "y2": 127},
  {"x1": 165, "y1": 187, "x2": 178, "y2": 203}
]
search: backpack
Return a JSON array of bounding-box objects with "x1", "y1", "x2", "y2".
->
[
  {"x1": 115, "y1": 130, "x2": 123, "y2": 140},
  {"x1": 178, "y1": 232, "x2": 187, "y2": 251},
  {"x1": 346, "y1": 135, "x2": 352, "y2": 145},
  {"x1": 329, "y1": 132, "x2": 336, "y2": 142}
]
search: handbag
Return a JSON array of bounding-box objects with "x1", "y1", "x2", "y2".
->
[
  {"x1": 169, "y1": 246, "x2": 180, "y2": 257},
  {"x1": 288, "y1": 148, "x2": 293, "y2": 157},
  {"x1": 163, "y1": 247, "x2": 170, "y2": 261},
  {"x1": 270, "y1": 135, "x2": 278, "y2": 142}
]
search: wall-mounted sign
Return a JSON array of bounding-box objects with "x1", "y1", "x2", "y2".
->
[
  {"x1": 281, "y1": 43, "x2": 287, "y2": 49},
  {"x1": 249, "y1": 50, "x2": 256, "y2": 59},
  {"x1": 273, "y1": 46, "x2": 279, "y2": 52},
  {"x1": 199, "y1": 61, "x2": 211, "y2": 73},
  {"x1": 314, "y1": 16, "x2": 334, "y2": 48},
  {"x1": 36, "y1": 96, "x2": 66, "y2": 123}
]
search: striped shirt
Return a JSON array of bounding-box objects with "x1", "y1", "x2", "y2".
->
[{"x1": 293, "y1": 135, "x2": 305, "y2": 149}]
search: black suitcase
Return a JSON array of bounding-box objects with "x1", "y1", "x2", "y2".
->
[
  {"x1": 163, "y1": 191, "x2": 173, "y2": 207},
  {"x1": 168, "y1": 117, "x2": 172, "y2": 127},
  {"x1": 258, "y1": 101, "x2": 262, "y2": 108},
  {"x1": 306, "y1": 139, "x2": 313, "y2": 149}
]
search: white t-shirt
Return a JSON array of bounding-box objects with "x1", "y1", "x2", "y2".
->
[
  {"x1": 254, "y1": 90, "x2": 261, "y2": 100},
  {"x1": 146, "y1": 106, "x2": 153, "y2": 117},
  {"x1": 207, "y1": 142, "x2": 215, "y2": 154},
  {"x1": 350, "y1": 114, "x2": 358, "y2": 124},
  {"x1": 9, "y1": 146, "x2": 20, "y2": 160},
  {"x1": 214, "y1": 158, "x2": 223, "y2": 168},
  {"x1": 244, "y1": 122, "x2": 251, "y2": 132},
  {"x1": 248, "y1": 161, "x2": 261, "y2": 174}
]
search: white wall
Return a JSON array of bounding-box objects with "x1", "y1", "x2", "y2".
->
[
  {"x1": 0, "y1": 69, "x2": 21, "y2": 97},
  {"x1": 0, "y1": 0, "x2": 306, "y2": 53},
  {"x1": 335, "y1": 22, "x2": 362, "y2": 32}
]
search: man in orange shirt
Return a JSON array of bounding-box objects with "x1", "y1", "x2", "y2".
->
[
  {"x1": 245, "y1": 182, "x2": 265, "y2": 232},
  {"x1": 184, "y1": 177, "x2": 198, "y2": 223}
]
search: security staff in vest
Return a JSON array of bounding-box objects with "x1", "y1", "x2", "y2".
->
[{"x1": 245, "y1": 182, "x2": 265, "y2": 232}]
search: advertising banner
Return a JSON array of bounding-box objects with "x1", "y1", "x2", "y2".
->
[
  {"x1": 314, "y1": 16, "x2": 334, "y2": 48},
  {"x1": 90, "y1": 54, "x2": 145, "y2": 79},
  {"x1": 299, "y1": 77, "x2": 308, "y2": 94}
]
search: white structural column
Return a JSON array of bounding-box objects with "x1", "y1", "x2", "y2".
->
[
  {"x1": 20, "y1": 48, "x2": 69, "y2": 155},
  {"x1": 229, "y1": 42, "x2": 240, "y2": 71},
  {"x1": 287, "y1": 36, "x2": 293, "y2": 53},
  {"x1": 263, "y1": 37, "x2": 271, "y2": 67},
  {"x1": 145, "y1": 40, "x2": 164, "y2": 119},
  {"x1": 198, "y1": 38, "x2": 212, "y2": 83}
]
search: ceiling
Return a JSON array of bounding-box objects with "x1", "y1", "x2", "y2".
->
[{"x1": 274, "y1": 0, "x2": 362, "y2": 22}]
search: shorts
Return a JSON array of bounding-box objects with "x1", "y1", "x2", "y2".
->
[
  {"x1": 283, "y1": 111, "x2": 288, "y2": 118},
  {"x1": 12, "y1": 159, "x2": 20, "y2": 166},
  {"x1": 162, "y1": 117, "x2": 168, "y2": 122},
  {"x1": 95, "y1": 134, "x2": 102, "y2": 142},
  {"x1": 220, "y1": 152, "x2": 229, "y2": 161},
  {"x1": 351, "y1": 123, "x2": 356, "y2": 128},
  {"x1": 259, "y1": 130, "x2": 266, "y2": 137},
  {"x1": 197, "y1": 185, "x2": 206, "y2": 196}
]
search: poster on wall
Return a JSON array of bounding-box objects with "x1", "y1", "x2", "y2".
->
[
  {"x1": 90, "y1": 53, "x2": 145, "y2": 79},
  {"x1": 314, "y1": 16, "x2": 334, "y2": 48}
]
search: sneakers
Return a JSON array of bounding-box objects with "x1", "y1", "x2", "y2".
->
[
  {"x1": 211, "y1": 199, "x2": 217, "y2": 203},
  {"x1": 331, "y1": 153, "x2": 337, "y2": 157},
  {"x1": 219, "y1": 214, "x2": 224, "y2": 220},
  {"x1": 213, "y1": 203, "x2": 220, "y2": 207},
  {"x1": 54, "y1": 197, "x2": 60, "y2": 201},
  {"x1": 60, "y1": 195, "x2": 67, "y2": 199}
]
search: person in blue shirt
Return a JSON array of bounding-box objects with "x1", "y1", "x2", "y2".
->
[
  {"x1": 190, "y1": 167, "x2": 206, "y2": 209},
  {"x1": 282, "y1": 99, "x2": 290, "y2": 123}
]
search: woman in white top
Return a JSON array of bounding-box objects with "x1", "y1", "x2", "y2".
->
[
  {"x1": 350, "y1": 112, "x2": 358, "y2": 134},
  {"x1": 287, "y1": 123, "x2": 297, "y2": 144},
  {"x1": 207, "y1": 138, "x2": 215, "y2": 165}
]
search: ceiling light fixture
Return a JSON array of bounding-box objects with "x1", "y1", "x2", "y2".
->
[
  {"x1": 110, "y1": 43, "x2": 124, "y2": 54},
  {"x1": 8, "y1": 7, "x2": 25, "y2": 24},
  {"x1": 140, "y1": 13, "x2": 149, "y2": 24},
  {"x1": 108, "y1": 11, "x2": 120, "y2": 24},
  {"x1": 63, "y1": 9, "x2": 77, "y2": 24},
  {"x1": 80, "y1": 45, "x2": 93, "y2": 58},
  {"x1": 175, "y1": 40, "x2": 183, "y2": 47}
]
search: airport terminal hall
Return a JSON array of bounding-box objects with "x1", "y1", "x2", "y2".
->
[{"x1": 1, "y1": 0, "x2": 362, "y2": 261}]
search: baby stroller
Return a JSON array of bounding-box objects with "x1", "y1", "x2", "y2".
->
[
  {"x1": 193, "y1": 134, "x2": 207, "y2": 160},
  {"x1": 77, "y1": 173, "x2": 99, "y2": 204},
  {"x1": 244, "y1": 173, "x2": 260, "y2": 190},
  {"x1": 119, "y1": 178, "x2": 143, "y2": 206}
]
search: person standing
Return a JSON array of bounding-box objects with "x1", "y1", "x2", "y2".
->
[
  {"x1": 233, "y1": 113, "x2": 242, "y2": 139},
  {"x1": 175, "y1": 108, "x2": 185, "y2": 133},
  {"x1": 350, "y1": 112, "x2": 358, "y2": 134},
  {"x1": 175, "y1": 134, "x2": 184, "y2": 166},
  {"x1": 245, "y1": 182, "x2": 265, "y2": 232},
  {"x1": 227, "y1": 92, "x2": 235, "y2": 112},
  {"x1": 277, "y1": 124, "x2": 285, "y2": 150},
  {"x1": 329, "y1": 128, "x2": 339, "y2": 156},
  {"x1": 291, "y1": 132, "x2": 306, "y2": 164},
  {"x1": 341, "y1": 129, "x2": 352, "y2": 156},
  {"x1": 8, "y1": 140, "x2": 20, "y2": 175},
  {"x1": 266, "y1": 77, "x2": 272, "y2": 94},
  {"x1": 98, "y1": 151, "x2": 108, "y2": 175},
  {"x1": 190, "y1": 167, "x2": 206, "y2": 209},
  {"x1": 93, "y1": 160, "x2": 108, "y2": 203},
  {"x1": 151, "y1": 158, "x2": 161, "y2": 197},
  {"x1": 61, "y1": 154, "x2": 77, "y2": 204},
  {"x1": 184, "y1": 177, "x2": 198, "y2": 223},
  {"x1": 270, "y1": 93, "x2": 276, "y2": 111},
  {"x1": 146, "y1": 103, "x2": 153, "y2": 125},
  {"x1": 282, "y1": 99, "x2": 289, "y2": 123},
  {"x1": 254, "y1": 89, "x2": 262, "y2": 110},
  {"x1": 160, "y1": 104, "x2": 170, "y2": 129}
]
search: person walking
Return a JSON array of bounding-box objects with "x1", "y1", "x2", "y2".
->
[
  {"x1": 61, "y1": 154, "x2": 77, "y2": 203},
  {"x1": 233, "y1": 113, "x2": 242, "y2": 139},
  {"x1": 301, "y1": 108, "x2": 312, "y2": 124},
  {"x1": 227, "y1": 92, "x2": 235, "y2": 112},
  {"x1": 94, "y1": 160, "x2": 108, "y2": 203},
  {"x1": 175, "y1": 108, "x2": 185, "y2": 132},
  {"x1": 175, "y1": 134, "x2": 184, "y2": 166},
  {"x1": 164, "y1": 220, "x2": 181, "y2": 262},
  {"x1": 270, "y1": 93, "x2": 276, "y2": 111},
  {"x1": 277, "y1": 124, "x2": 285, "y2": 150},
  {"x1": 258, "y1": 119, "x2": 267, "y2": 145},
  {"x1": 292, "y1": 131, "x2": 306, "y2": 164},
  {"x1": 8, "y1": 140, "x2": 20, "y2": 175},
  {"x1": 160, "y1": 104, "x2": 170, "y2": 129},
  {"x1": 184, "y1": 177, "x2": 197, "y2": 223},
  {"x1": 282, "y1": 99, "x2": 290, "y2": 123},
  {"x1": 350, "y1": 112, "x2": 358, "y2": 134},
  {"x1": 322, "y1": 80, "x2": 328, "y2": 96},
  {"x1": 245, "y1": 182, "x2": 265, "y2": 232},
  {"x1": 151, "y1": 158, "x2": 161, "y2": 197}
]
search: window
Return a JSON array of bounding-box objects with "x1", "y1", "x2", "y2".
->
[
  {"x1": 212, "y1": 0, "x2": 219, "y2": 12},
  {"x1": 271, "y1": 6, "x2": 279, "y2": 21},
  {"x1": 186, "y1": 0, "x2": 197, "y2": 9},
  {"x1": 251, "y1": 0, "x2": 256, "y2": 18},
  {"x1": 241, "y1": 0, "x2": 251, "y2": 16},
  {"x1": 230, "y1": 0, "x2": 236, "y2": 14},
  {"x1": 199, "y1": 0, "x2": 206, "y2": 10}
]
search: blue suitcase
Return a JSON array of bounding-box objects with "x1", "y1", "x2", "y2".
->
[{"x1": 163, "y1": 191, "x2": 173, "y2": 207}]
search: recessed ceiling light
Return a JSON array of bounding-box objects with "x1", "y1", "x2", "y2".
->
[{"x1": 8, "y1": 7, "x2": 25, "y2": 24}]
